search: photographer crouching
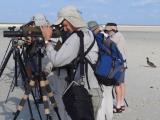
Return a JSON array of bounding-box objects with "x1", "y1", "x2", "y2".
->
[
  {"x1": 22, "y1": 14, "x2": 50, "y2": 102},
  {"x1": 41, "y1": 5, "x2": 105, "y2": 120}
]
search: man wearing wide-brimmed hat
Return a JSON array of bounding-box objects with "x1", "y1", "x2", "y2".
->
[
  {"x1": 105, "y1": 23, "x2": 127, "y2": 113},
  {"x1": 41, "y1": 5, "x2": 103, "y2": 120}
]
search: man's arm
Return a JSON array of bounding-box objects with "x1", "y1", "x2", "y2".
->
[{"x1": 46, "y1": 33, "x2": 80, "y2": 67}]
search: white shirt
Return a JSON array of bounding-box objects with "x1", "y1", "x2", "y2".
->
[
  {"x1": 46, "y1": 28, "x2": 99, "y2": 88},
  {"x1": 110, "y1": 32, "x2": 127, "y2": 61}
]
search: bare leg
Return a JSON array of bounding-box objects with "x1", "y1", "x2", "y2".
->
[
  {"x1": 121, "y1": 83, "x2": 125, "y2": 106},
  {"x1": 115, "y1": 85, "x2": 122, "y2": 109}
]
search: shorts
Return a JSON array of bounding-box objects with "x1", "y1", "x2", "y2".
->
[
  {"x1": 115, "y1": 69, "x2": 125, "y2": 85},
  {"x1": 108, "y1": 63, "x2": 126, "y2": 85}
]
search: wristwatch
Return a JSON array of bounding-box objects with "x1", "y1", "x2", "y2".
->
[{"x1": 45, "y1": 40, "x2": 51, "y2": 44}]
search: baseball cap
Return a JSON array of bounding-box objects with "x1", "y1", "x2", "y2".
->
[{"x1": 87, "y1": 21, "x2": 99, "y2": 31}]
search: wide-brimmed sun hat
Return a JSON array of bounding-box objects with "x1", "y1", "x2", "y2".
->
[{"x1": 54, "y1": 5, "x2": 86, "y2": 28}]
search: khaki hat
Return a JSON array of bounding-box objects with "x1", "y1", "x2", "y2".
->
[
  {"x1": 87, "y1": 21, "x2": 99, "y2": 31},
  {"x1": 32, "y1": 13, "x2": 49, "y2": 26},
  {"x1": 54, "y1": 5, "x2": 86, "y2": 28}
]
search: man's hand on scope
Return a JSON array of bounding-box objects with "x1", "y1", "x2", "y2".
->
[{"x1": 40, "y1": 25, "x2": 53, "y2": 41}]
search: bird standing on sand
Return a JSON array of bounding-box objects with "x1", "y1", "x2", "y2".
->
[{"x1": 146, "y1": 57, "x2": 156, "y2": 68}]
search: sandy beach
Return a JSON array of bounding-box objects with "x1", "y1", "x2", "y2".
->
[
  {"x1": 0, "y1": 29, "x2": 160, "y2": 120},
  {"x1": 113, "y1": 31, "x2": 160, "y2": 120}
]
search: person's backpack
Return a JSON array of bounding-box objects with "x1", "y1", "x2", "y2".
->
[
  {"x1": 85, "y1": 33, "x2": 125, "y2": 86},
  {"x1": 97, "y1": 34, "x2": 125, "y2": 85}
]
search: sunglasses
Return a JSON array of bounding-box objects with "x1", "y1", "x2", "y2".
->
[
  {"x1": 104, "y1": 29, "x2": 117, "y2": 33},
  {"x1": 104, "y1": 30, "x2": 111, "y2": 33}
]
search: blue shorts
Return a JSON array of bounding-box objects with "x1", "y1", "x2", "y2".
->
[
  {"x1": 118, "y1": 70, "x2": 125, "y2": 83},
  {"x1": 109, "y1": 64, "x2": 125, "y2": 85}
]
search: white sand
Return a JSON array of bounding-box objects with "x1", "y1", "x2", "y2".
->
[
  {"x1": 0, "y1": 29, "x2": 160, "y2": 120},
  {"x1": 113, "y1": 31, "x2": 160, "y2": 120}
]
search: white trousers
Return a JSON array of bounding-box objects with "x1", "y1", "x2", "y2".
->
[{"x1": 96, "y1": 85, "x2": 113, "y2": 120}]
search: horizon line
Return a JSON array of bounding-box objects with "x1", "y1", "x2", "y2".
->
[
  {"x1": 1, "y1": 23, "x2": 160, "y2": 32},
  {"x1": 0, "y1": 22, "x2": 160, "y2": 26}
]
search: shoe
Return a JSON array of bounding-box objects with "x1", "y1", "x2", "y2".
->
[
  {"x1": 121, "y1": 105, "x2": 125, "y2": 111},
  {"x1": 113, "y1": 106, "x2": 122, "y2": 113}
]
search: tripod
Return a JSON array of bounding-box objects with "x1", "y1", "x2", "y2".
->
[
  {"x1": 0, "y1": 37, "x2": 43, "y2": 120},
  {"x1": 13, "y1": 38, "x2": 61, "y2": 120}
]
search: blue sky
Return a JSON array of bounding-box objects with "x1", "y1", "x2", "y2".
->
[{"x1": 0, "y1": 0, "x2": 160, "y2": 25}]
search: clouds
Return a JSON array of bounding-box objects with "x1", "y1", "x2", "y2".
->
[
  {"x1": 0, "y1": 0, "x2": 159, "y2": 25},
  {"x1": 132, "y1": 0, "x2": 160, "y2": 6}
]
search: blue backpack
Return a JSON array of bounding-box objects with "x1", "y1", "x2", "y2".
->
[
  {"x1": 71, "y1": 31, "x2": 125, "y2": 86},
  {"x1": 81, "y1": 33, "x2": 124, "y2": 86},
  {"x1": 93, "y1": 33, "x2": 125, "y2": 86}
]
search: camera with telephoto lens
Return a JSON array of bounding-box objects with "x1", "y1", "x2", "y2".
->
[{"x1": 3, "y1": 21, "x2": 63, "y2": 38}]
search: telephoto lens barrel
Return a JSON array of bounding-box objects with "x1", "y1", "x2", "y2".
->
[
  {"x1": 3, "y1": 25, "x2": 63, "y2": 38},
  {"x1": 3, "y1": 30, "x2": 24, "y2": 37},
  {"x1": 3, "y1": 26, "x2": 42, "y2": 37}
]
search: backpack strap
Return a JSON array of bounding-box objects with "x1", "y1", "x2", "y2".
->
[
  {"x1": 85, "y1": 57, "x2": 103, "y2": 92},
  {"x1": 84, "y1": 37, "x2": 95, "y2": 56},
  {"x1": 103, "y1": 36, "x2": 112, "y2": 56},
  {"x1": 76, "y1": 30, "x2": 96, "y2": 89},
  {"x1": 76, "y1": 31, "x2": 85, "y2": 77}
]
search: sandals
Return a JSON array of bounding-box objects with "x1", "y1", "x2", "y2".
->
[
  {"x1": 121, "y1": 105, "x2": 125, "y2": 111},
  {"x1": 113, "y1": 105, "x2": 125, "y2": 113},
  {"x1": 113, "y1": 106, "x2": 122, "y2": 113}
]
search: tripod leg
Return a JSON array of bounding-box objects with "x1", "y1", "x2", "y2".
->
[
  {"x1": 5, "y1": 70, "x2": 21, "y2": 103},
  {"x1": 0, "y1": 47, "x2": 14, "y2": 77},
  {"x1": 15, "y1": 49, "x2": 43, "y2": 120},
  {"x1": 40, "y1": 80, "x2": 52, "y2": 119},
  {"x1": 13, "y1": 80, "x2": 35, "y2": 120},
  {"x1": 27, "y1": 97, "x2": 34, "y2": 120},
  {"x1": 14, "y1": 54, "x2": 18, "y2": 86},
  {"x1": 47, "y1": 114, "x2": 52, "y2": 120},
  {"x1": 45, "y1": 79, "x2": 61, "y2": 120},
  {"x1": 5, "y1": 78, "x2": 15, "y2": 103},
  {"x1": 30, "y1": 89, "x2": 43, "y2": 120}
]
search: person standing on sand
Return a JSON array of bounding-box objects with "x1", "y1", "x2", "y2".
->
[
  {"x1": 105, "y1": 23, "x2": 127, "y2": 113},
  {"x1": 41, "y1": 5, "x2": 103, "y2": 120},
  {"x1": 87, "y1": 20, "x2": 114, "y2": 120}
]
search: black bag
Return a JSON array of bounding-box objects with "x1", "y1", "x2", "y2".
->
[
  {"x1": 62, "y1": 31, "x2": 95, "y2": 120},
  {"x1": 62, "y1": 81, "x2": 94, "y2": 120}
]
